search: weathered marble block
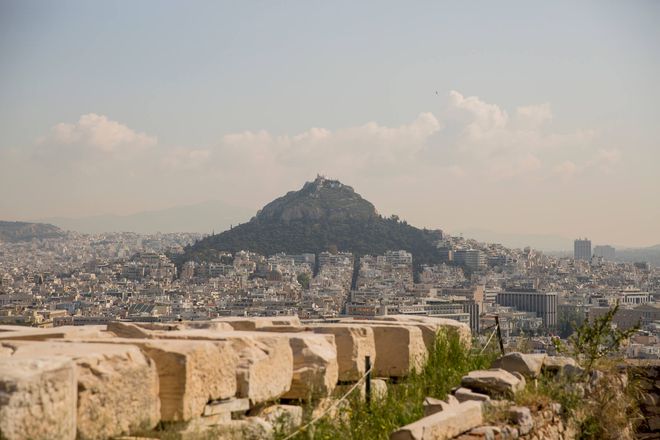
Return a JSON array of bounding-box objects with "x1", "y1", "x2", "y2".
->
[
  {"x1": 0, "y1": 356, "x2": 77, "y2": 440},
  {"x1": 3, "y1": 341, "x2": 160, "y2": 440}
]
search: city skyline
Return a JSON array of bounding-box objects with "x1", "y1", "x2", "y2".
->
[{"x1": 1, "y1": 1, "x2": 659, "y2": 247}]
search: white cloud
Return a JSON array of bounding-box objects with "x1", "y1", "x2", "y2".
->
[
  {"x1": 9, "y1": 92, "x2": 620, "y2": 219},
  {"x1": 448, "y1": 90, "x2": 508, "y2": 138},
  {"x1": 42, "y1": 113, "x2": 157, "y2": 153},
  {"x1": 215, "y1": 112, "x2": 442, "y2": 177},
  {"x1": 514, "y1": 103, "x2": 552, "y2": 129}
]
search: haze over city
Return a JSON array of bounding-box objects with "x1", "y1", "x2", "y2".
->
[{"x1": 1, "y1": 1, "x2": 659, "y2": 248}]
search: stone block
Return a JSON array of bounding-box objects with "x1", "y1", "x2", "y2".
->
[
  {"x1": 106, "y1": 321, "x2": 152, "y2": 338},
  {"x1": 65, "y1": 337, "x2": 238, "y2": 421},
  {"x1": 137, "y1": 339, "x2": 237, "y2": 421},
  {"x1": 204, "y1": 398, "x2": 250, "y2": 416},
  {"x1": 390, "y1": 400, "x2": 483, "y2": 440},
  {"x1": 212, "y1": 316, "x2": 301, "y2": 331},
  {"x1": 214, "y1": 417, "x2": 274, "y2": 440},
  {"x1": 341, "y1": 323, "x2": 427, "y2": 377},
  {"x1": 542, "y1": 356, "x2": 583, "y2": 376},
  {"x1": 310, "y1": 324, "x2": 377, "y2": 382},
  {"x1": 461, "y1": 369, "x2": 525, "y2": 398},
  {"x1": 0, "y1": 356, "x2": 77, "y2": 440},
  {"x1": 491, "y1": 352, "x2": 546, "y2": 378},
  {"x1": 138, "y1": 329, "x2": 294, "y2": 404},
  {"x1": 378, "y1": 315, "x2": 472, "y2": 348},
  {"x1": 281, "y1": 333, "x2": 339, "y2": 400},
  {"x1": 423, "y1": 397, "x2": 451, "y2": 416},
  {"x1": 454, "y1": 387, "x2": 491, "y2": 403},
  {"x1": 0, "y1": 325, "x2": 110, "y2": 341},
  {"x1": 3, "y1": 341, "x2": 160, "y2": 440}
]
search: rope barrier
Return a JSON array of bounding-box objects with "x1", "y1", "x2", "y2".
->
[
  {"x1": 281, "y1": 365, "x2": 374, "y2": 440},
  {"x1": 479, "y1": 327, "x2": 498, "y2": 355}
]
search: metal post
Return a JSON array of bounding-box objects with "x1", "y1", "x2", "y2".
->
[
  {"x1": 495, "y1": 315, "x2": 505, "y2": 356},
  {"x1": 365, "y1": 355, "x2": 372, "y2": 406}
]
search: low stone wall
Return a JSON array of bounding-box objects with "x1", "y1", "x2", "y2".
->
[{"x1": 0, "y1": 315, "x2": 472, "y2": 440}]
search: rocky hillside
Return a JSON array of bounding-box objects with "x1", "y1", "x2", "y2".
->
[
  {"x1": 181, "y1": 176, "x2": 443, "y2": 269},
  {"x1": 0, "y1": 221, "x2": 64, "y2": 242}
]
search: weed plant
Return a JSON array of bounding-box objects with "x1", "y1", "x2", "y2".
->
[{"x1": 280, "y1": 330, "x2": 497, "y2": 440}]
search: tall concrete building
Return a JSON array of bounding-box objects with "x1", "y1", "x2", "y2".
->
[
  {"x1": 454, "y1": 249, "x2": 486, "y2": 272},
  {"x1": 593, "y1": 245, "x2": 616, "y2": 260},
  {"x1": 574, "y1": 238, "x2": 592, "y2": 261},
  {"x1": 496, "y1": 289, "x2": 558, "y2": 328}
]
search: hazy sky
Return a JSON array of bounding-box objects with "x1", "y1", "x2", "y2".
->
[{"x1": 1, "y1": 1, "x2": 658, "y2": 246}]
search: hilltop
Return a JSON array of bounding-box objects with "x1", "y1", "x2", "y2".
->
[
  {"x1": 0, "y1": 221, "x2": 64, "y2": 242},
  {"x1": 181, "y1": 177, "x2": 442, "y2": 268}
]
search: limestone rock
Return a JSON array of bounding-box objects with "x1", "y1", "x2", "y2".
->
[
  {"x1": 118, "y1": 328, "x2": 295, "y2": 404},
  {"x1": 0, "y1": 356, "x2": 77, "y2": 440},
  {"x1": 64, "y1": 337, "x2": 238, "y2": 421},
  {"x1": 390, "y1": 400, "x2": 483, "y2": 440},
  {"x1": 378, "y1": 315, "x2": 472, "y2": 348},
  {"x1": 212, "y1": 316, "x2": 301, "y2": 331},
  {"x1": 0, "y1": 325, "x2": 109, "y2": 341},
  {"x1": 135, "y1": 339, "x2": 237, "y2": 421},
  {"x1": 454, "y1": 387, "x2": 491, "y2": 403},
  {"x1": 226, "y1": 333, "x2": 294, "y2": 404},
  {"x1": 467, "y1": 426, "x2": 500, "y2": 440},
  {"x1": 281, "y1": 333, "x2": 339, "y2": 400},
  {"x1": 508, "y1": 406, "x2": 534, "y2": 435},
  {"x1": 491, "y1": 352, "x2": 546, "y2": 378},
  {"x1": 461, "y1": 369, "x2": 525, "y2": 398},
  {"x1": 347, "y1": 324, "x2": 427, "y2": 377},
  {"x1": 106, "y1": 321, "x2": 152, "y2": 338},
  {"x1": 111, "y1": 321, "x2": 235, "y2": 333},
  {"x1": 4, "y1": 341, "x2": 160, "y2": 440},
  {"x1": 542, "y1": 356, "x2": 583, "y2": 376},
  {"x1": 140, "y1": 341, "x2": 238, "y2": 421},
  {"x1": 511, "y1": 371, "x2": 527, "y2": 389},
  {"x1": 215, "y1": 417, "x2": 274, "y2": 440},
  {"x1": 423, "y1": 397, "x2": 452, "y2": 416},
  {"x1": 204, "y1": 398, "x2": 249, "y2": 416},
  {"x1": 256, "y1": 404, "x2": 303, "y2": 432},
  {"x1": 370, "y1": 378, "x2": 389, "y2": 401},
  {"x1": 310, "y1": 324, "x2": 377, "y2": 381}
]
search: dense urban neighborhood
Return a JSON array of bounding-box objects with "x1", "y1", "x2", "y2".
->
[{"x1": 1, "y1": 226, "x2": 658, "y2": 360}]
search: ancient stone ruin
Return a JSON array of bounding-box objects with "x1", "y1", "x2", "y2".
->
[{"x1": 0, "y1": 315, "x2": 466, "y2": 439}]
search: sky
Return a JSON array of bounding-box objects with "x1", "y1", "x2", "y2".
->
[{"x1": 0, "y1": 0, "x2": 659, "y2": 247}]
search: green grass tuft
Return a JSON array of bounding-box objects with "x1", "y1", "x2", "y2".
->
[{"x1": 280, "y1": 330, "x2": 496, "y2": 440}]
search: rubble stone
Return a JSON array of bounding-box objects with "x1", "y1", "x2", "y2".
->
[
  {"x1": 491, "y1": 352, "x2": 546, "y2": 378},
  {"x1": 461, "y1": 369, "x2": 525, "y2": 398},
  {"x1": 257, "y1": 404, "x2": 303, "y2": 432},
  {"x1": 454, "y1": 387, "x2": 491, "y2": 403}
]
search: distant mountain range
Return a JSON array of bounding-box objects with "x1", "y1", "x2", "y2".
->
[
  {"x1": 182, "y1": 177, "x2": 443, "y2": 269},
  {"x1": 38, "y1": 200, "x2": 255, "y2": 234},
  {"x1": 0, "y1": 221, "x2": 64, "y2": 242}
]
